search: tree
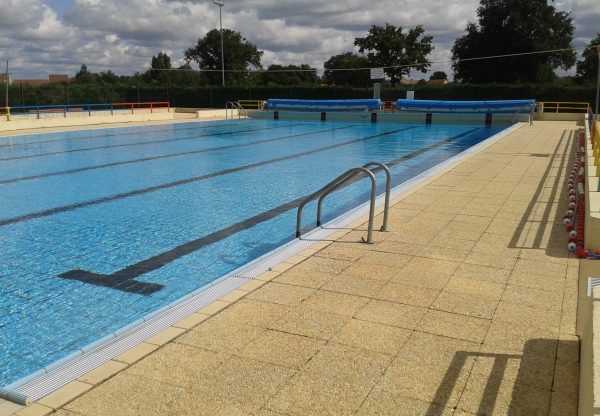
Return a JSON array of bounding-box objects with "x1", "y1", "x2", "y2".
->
[
  {"x1": 145, "y1": 52, "x2": 173, "y2": 83},
  {"x1": 354, "y1": 24, "x2": 433, "y2": 85},
  {"x1": 99, "y1": 70, "x2": 119, "y2": 84},
  {"x1": 430, "y1": 71, "x2": 448, "y2": 80},
  {"x1": 185, "y1": 29, "x2": 263, "y2": 86},
  {"x1": 576, "y1": 34, "x2": 600, "y2": 83},
  {"x1": 75, "y1": 64, "x2": 99, "y2": 83},
  {"x1": 171, "y1": 62, "x2": 207, "y2": 86},
  {"x1": 260, "y1": 64, "x2": 319, "y2": 86},
  {"x1": 452, "y1": 0, "x2": 576, "y2": 83},
  {"x1": 265, "y1": 64, "x2": 318, "y2": 86},
  {"x1": 152, "y1": 52, "x2": 172, "y2": 71},
  {"x1": 323, "y1": 52, "x2": 371, "y2": 87}
]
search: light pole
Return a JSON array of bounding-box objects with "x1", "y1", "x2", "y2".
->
[
  {"x1": 595, "y1": 45, "x2": 600, "y2": 120},
  {"x1": 213, "y1": 1, "x2": 225, "y2": 87},
  {"x1": 5, "y1": 60, "x2": 8, "y2": 108}
]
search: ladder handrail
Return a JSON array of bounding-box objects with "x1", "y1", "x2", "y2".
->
[
  {"x1": 362, "y1": 162, "x2": 391, "y2": 231},
  {"x1": 296, "y1": 167, "x2": 377, "y2": 243},
  {"x1": 225, "y1": 101, "x2": 242, "y2": 119},
  {"x1": 315, "y1": 162, "x2": 391, "y2": 231}
]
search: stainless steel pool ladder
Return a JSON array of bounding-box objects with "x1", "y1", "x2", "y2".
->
[
  {"x1": 225, "y1": 101, "x2": 247, "y2": 119},
  {"x1": 296, "y1": 162, "x2": 391, "y2": 244},
  {"x1": 225, "y1": 101, "x2": 242, "y2": 119}
]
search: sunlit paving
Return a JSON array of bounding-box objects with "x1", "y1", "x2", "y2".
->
[{"x1": 1, "y1": 0, "x2": 599, "y2": 415}]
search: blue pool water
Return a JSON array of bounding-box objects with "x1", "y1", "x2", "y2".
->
[{"x1": 0, "y1": 118, "x2": 509, "y2": 386}]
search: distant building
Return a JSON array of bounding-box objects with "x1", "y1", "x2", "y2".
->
[
  {"x1": 49, "y1": 74, "x2": 69, "y2": 83},
  {"x1": 14, "y1": 74, "x2": 70, "y2": 86},
  {"x1": 426, "y1": 79, "x2": 448, "y2": 86},
  {"x1": 0, "y1": 74, "x2": 12, "y2": 85},
  {"x1": 14, "y1": 79, "x2": 48, "y2": 86},
  {"x1": 400, "y1": 79, "x2": 419, "y2": 86}
]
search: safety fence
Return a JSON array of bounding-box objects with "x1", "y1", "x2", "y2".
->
[
  {"x1": 1, "y1": 102, "x2": 170, "y2": 121},
  {"x1": 538, "y1": 101, "x2": 590, "y2": 113},
  {"x1": 236, "y1": 99, "x2": 265, "y2": 110}
]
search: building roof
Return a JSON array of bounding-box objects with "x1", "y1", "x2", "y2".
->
[
  {"x1": 426, "y1": 79, "x2": 448, "y2": 85},
  {"x1": 14, "y1": 79, "x2": 49, "y2": 86}
]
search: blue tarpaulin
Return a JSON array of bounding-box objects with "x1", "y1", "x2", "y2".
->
[
  {"x1": 266, "y1": 99, "x2": 381, "y2": 112},
  {"x1": 396, "y1": 99, "x2": 535, "y2": 113}
]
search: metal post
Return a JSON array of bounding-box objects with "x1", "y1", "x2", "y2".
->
[
  {"x1": 5, "y1": 60, "x2": 8, "y2": 108},
  {"x1": 530, "y1": 104, "x2": 534, "y2": 126},
  {"x1": 213, "y1": 1, "x2": 225, "y2": 87},
  {"x1": 595, "y1": 45, "x2": 600, "y2": 120},
  {"x1": 297, "y1": 167, "x2": 377, "y2": 243},
  {"x1": 363, "y1": 162, "x2": 391, "y2": 231},
  {"x1": 166, "y1": 80, "x2": 170, "y2": 104}
]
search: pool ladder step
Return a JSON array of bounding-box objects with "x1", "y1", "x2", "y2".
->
[{"x1": 296, "y1": 162, "x2": 391, "y2": 244}]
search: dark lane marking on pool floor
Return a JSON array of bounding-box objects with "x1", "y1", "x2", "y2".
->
[
  {"x1": 57, "y1": 127, "x2": 478, "y2": 295},
  {"x1": 0, "y1": 125, "x2": 362, "y2": 185},
  {"x1": 0, "y1": 119, "x2": 261, "y2": 149},
  {"x1": 0, "y1": 127, "x2": 417, "y2": 228},
  {"x1": 0, "y1": 122, "x2": 308, "y2": 162}
]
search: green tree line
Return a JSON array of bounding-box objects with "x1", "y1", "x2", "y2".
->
[{"x1": 7, "y1": 81, "x2": 597, "y2": 109}]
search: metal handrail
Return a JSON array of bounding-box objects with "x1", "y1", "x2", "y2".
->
[
  {"x1": 538, "y1": 101, "x2": 591, "y2": 113},
  {"x1": 296, "y1": 167, "x2": 378, "y2": 243},
  {"x1": 6, "y1": 102, "x2": 169, "y2": 119},
  {"x1": 225, "y1": 101, "x2": 242, "y2": 119},
  {"x1": 316, "y1": 162, "x2": 391, "y2": 232},
  {"x1": 237, "y1": 99, "x2": 265, "y2": 110},
  {"x1": 362, "y1": 162, "x2": 391, "y2": 231}
]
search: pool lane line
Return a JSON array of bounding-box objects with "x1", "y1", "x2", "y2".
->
[
  {"x1": 0, "y1": 124, "x2": 363, "y2": 185},
  {"x1": 0, "y1": 119, "x2": 261, "y2": 149},
  {"x1": 0, "y1": 127, "x2": 417, "y2": 228},
  {"x1": 56, "y1": 127, "x2": 482, "y2": 294},
  {"x1": 0, "y1": 122, "x2": 309, "y2": 162},
  {"x1": 386, "y1": 127, "x2": 481, "y2": 167}
]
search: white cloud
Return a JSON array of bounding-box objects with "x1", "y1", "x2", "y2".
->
[{"x1": 1, "y1": 0, "x2": 598, "y2": 80}]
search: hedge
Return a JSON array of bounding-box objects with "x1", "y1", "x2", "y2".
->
[{"x1": 4, "y1": 82, "x2": 598, "y2": 109}]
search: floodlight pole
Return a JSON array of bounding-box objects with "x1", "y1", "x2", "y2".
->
[
  {"x1": 213, "y1": 1, "x2": 225, "y2": 87},
  {"x1": 4, "y1": 59, "x2": 8, "y2": 108},
  {"x1": 595, "y1": 45, "x2": 600, "y2": 120}
]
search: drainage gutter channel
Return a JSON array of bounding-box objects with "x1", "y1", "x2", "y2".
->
[{"x1": 0, "y1": 122, "x2": 525, "y2": 405}]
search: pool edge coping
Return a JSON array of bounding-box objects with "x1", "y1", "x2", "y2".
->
[{"x1": 1, "y1": 121, "x2": 526, "y2": 414}]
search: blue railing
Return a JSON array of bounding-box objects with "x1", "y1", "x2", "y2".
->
[{"x1": 6, "y1": 102, "x2": 170, "y2": 119}]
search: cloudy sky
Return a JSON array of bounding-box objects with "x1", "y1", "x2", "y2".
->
[{"x1": 1, "y1": 0, "x2": 599, "y2": 80}]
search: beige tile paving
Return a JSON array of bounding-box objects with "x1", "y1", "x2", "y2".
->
[
  {"x1": 175, "y1": 317, "x2": 265, "y2": 354},
  {"x1": 301, "y1": 290, "x2": 369, "y2": 317},
  {"x1": 239, "y1": 329, "x2": 325, "y2": 369},
  {"x1": 332, "y1": 318, "x2": 412, "y2": 355},
  {"x1": 30, "y1": 121, "x2": 581, "y2": 416},
  {"x1": 245, "y1": 282, "x2": 315, "y2": 306},
  {"x1": 203, "y1": 356, "x2": 296, "y2": 413},
  {"x1": 355, "y1": 298, "x2": 428, "y2": 330},
  {"x1": 270, "y1": 306, "x2": 350, "y2": 340}
]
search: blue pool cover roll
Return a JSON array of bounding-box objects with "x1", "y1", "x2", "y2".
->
[
  {"x1": 396, "y1": 99, "x2": 535, "y2": 113},
  {"x1": 266, "y1": 99, "x2": 381, "y2": 112}
]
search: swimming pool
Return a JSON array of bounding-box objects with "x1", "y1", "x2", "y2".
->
[{"x1": 0, "y1": 118, "x2": 510, "y2": 387}]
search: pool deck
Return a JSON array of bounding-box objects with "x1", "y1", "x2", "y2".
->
[{"x1": 3, "y1": 120, "x2": 581, "y2": 415}]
